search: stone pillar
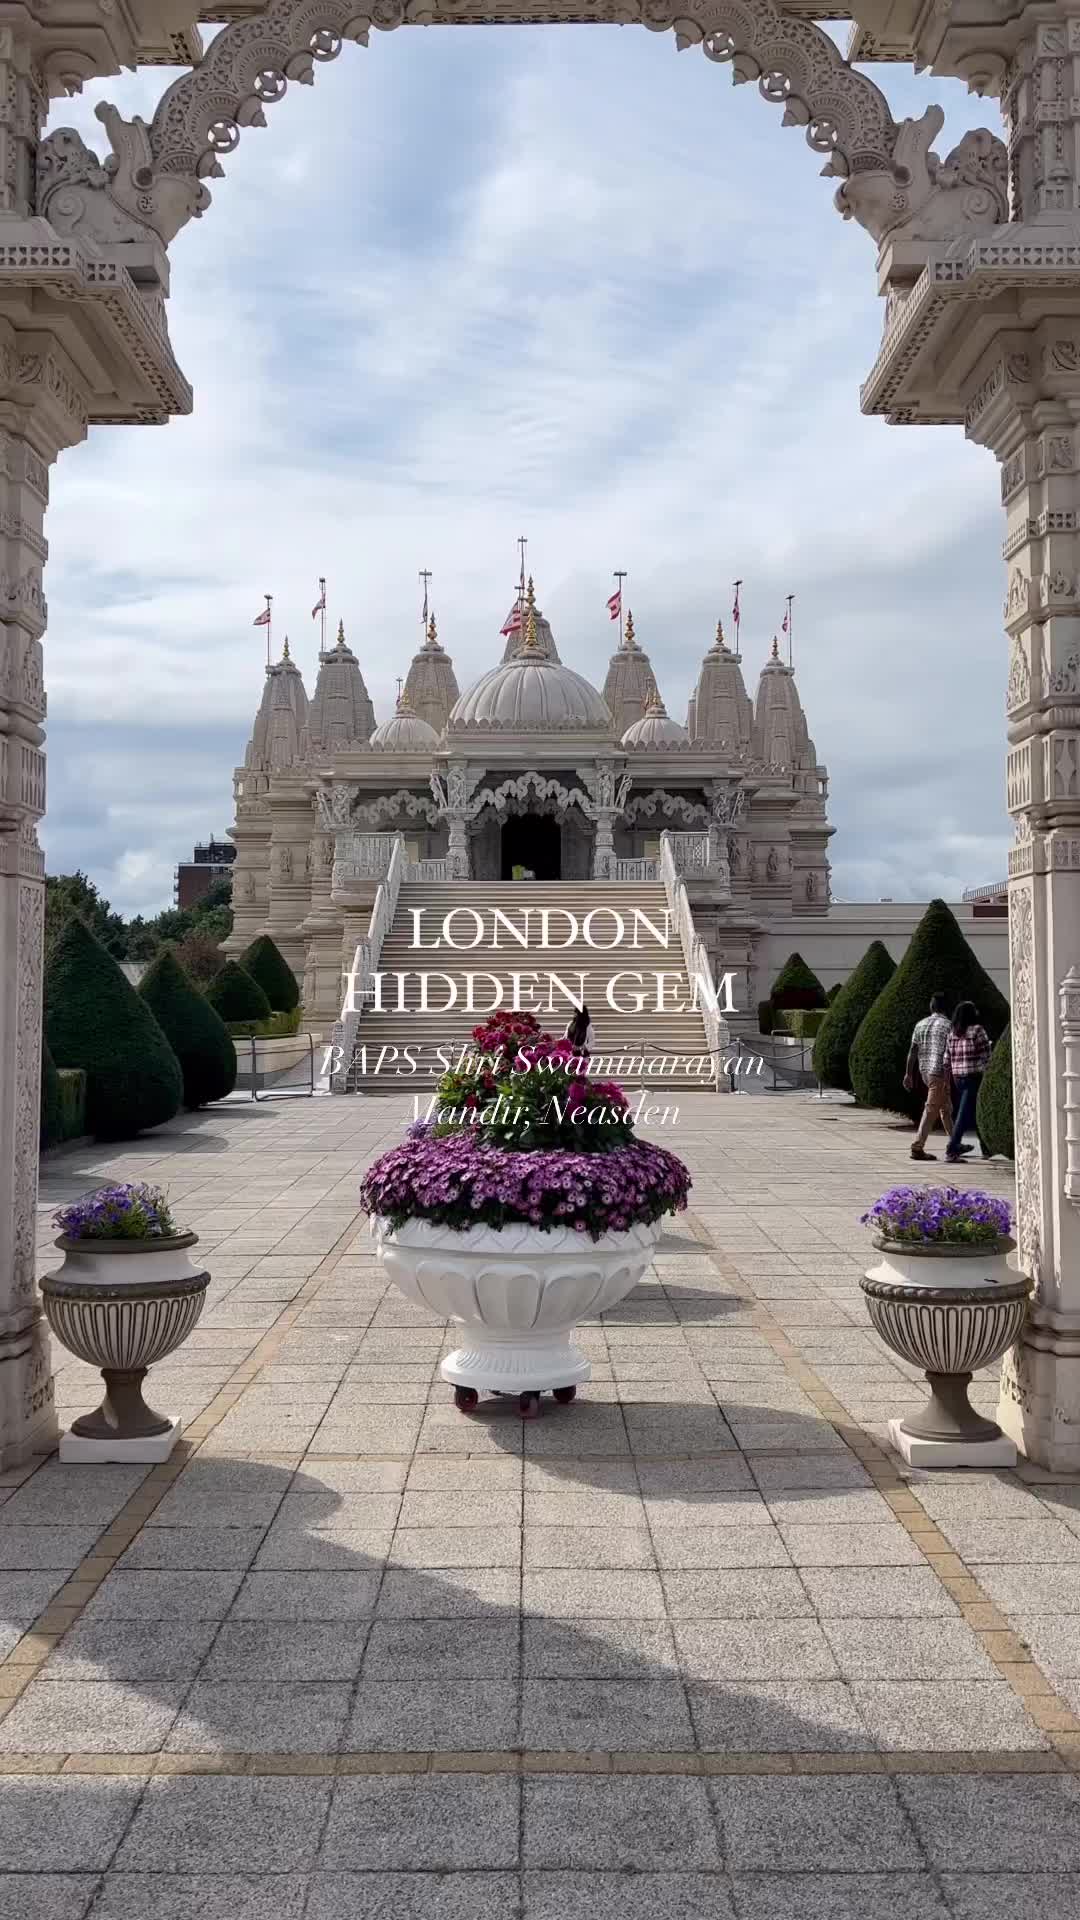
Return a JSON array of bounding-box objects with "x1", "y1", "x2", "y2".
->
[
  {"x1": 264, "y1": 777, "x2": 314, "y2": 980},
  {"x1": 224, "y1": 768, "x2": 270, "y2": 958},
  {"x1": 963, "y1": 323, "x2": 1080, "y2": 1466},
  {"x1": 301, "y1": 828, "x2": 345, "y2": 1028},
  {"x1": 0, "y1": 369, "x2": 88, "y2": 1465},
  {"x1": 592, "y1": 811, "x2": 615, "y2": 878},
  {"x1": 446, "y1": 813, "x2": 469, "y2": 879}
]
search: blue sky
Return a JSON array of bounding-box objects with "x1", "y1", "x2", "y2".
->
[{"x1": 42, "y1": 28, "x2": 1008, "y2": 914}]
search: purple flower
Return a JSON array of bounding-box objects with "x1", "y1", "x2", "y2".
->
[
  {"x1": 54, "y1": 1182, "x2": 179, "y2": 1242},
  {"x1": 860, "y1": 1185, "x2": 1011, "y2": 1248}
]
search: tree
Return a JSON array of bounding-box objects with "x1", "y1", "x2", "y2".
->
[
  {"x1": 240, "y1": 934, "x2": 299, "y2": 1012},
  {"x1": 206, "y1": 961, "x2": 271, "y2": 1024},
  {"x1": 44, "y1": 916, "x2": 182, "y2": 1140},
  {"x1": 813, "y1": 940, "x2": 897, "y2": 1094},
  {"x1": 139, "y1": 948, "x2": 237, "y2": 1109},
  {"x1": 45, "y1": 871, "x2": 128, "y2": 958},
  {"x1": 849, "y1": 899, "x2": 1010, "y2": 1120},
  {"x1": 769, "y1": 951, "x2": 827, "y2": 1011},
  {"x1": 827, "y1": 982, "x2": 844, "y2": 1003},
  {"x1": 977, "y1": 1023, "x2": 1014, "y2": 1159},
  {"x1": 40, "y1": 1041, "x2": 62, "y2": 1150},
  {"x1": 173, "y1": 928, "x2": 226, "y2": 988}
]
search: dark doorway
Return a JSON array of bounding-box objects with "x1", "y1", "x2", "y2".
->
[{"x1": 501, "y1": 813, "x2": 561, "y2": 880}]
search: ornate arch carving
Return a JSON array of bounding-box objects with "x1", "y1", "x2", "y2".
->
[
  {"x1": 467, "y1": 771, "x2": 594, "y2": 823},
  {"x1": 37, "y1": 0, "x2": 904, "y2": 249},
  {"x1": 36, "y1": 0, "x2": 1008, "y2": 257}
]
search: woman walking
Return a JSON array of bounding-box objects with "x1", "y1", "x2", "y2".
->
[
  {"x1": 944, "y1": 1000, "x2": 992, "y2": 1164},
  {"x1": 564, "y1": 1004, "x2": 594, "y2": 1057}
]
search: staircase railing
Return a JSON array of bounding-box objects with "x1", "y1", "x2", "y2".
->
[
  {"x1": 329, "y1": 831, "x2": 407, "y2": 1092},
  {"x1": 659, "y1": 829, "x2": 728, "y2": 1092}
]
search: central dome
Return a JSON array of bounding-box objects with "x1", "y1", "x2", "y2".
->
[{"x1": 449, "y1": 589, "x2": 613, "y2": 734}]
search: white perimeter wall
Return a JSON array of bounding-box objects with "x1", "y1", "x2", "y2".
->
[{"x1": 758, "y1": 905, "x2": 1010, "y2": 1000}]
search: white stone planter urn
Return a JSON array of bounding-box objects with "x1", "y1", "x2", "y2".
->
[
  {"x1": 40, "y1": 1233, "x2": 210, "y2": 1462},
  {"x1": 861, "y1": 1234, "x2": 1031, "y2": 1466},
  {"x1": 371, "y1": 1214, "x2": 661, "y2": 1415}
]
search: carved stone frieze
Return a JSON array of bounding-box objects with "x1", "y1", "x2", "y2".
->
[
  {"x1": 1010, "y1": 883, "x2": 1043, "y2": 1294},
  {"x1": 1008, "y1": 636, "x2": 1031, "y2": 714}
]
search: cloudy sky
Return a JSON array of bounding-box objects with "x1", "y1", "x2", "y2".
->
[{"x1": 42, "y1": 27, "x2": 1008, "y2": 916}]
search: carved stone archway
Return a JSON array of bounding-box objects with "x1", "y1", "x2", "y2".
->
[{"x1": 0, "y1": 2, "x2": 1078, "y2": 1474}]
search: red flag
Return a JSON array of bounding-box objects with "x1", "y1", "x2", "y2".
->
[
  {"x1": 311, "y1": 586, "x2": 326, "y2": 619},
  {"x1": 781, "y1": 610, "x2": 789, "y2": 634},
  {"x1": 606, "y1": 588, "x2": 621, "y2": 622},
  {"x1": 500, "y1": 603, "x2": 522, "y2": 638},
  {"x1": 732, "y1": 582, "x2": 741, "y2": 631},
  {"x1": 253, "y1": 607, "x2": 271, "y2": 627}
]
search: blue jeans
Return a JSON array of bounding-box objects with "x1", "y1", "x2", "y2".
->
[{"x1": 946, "y1": 1072, "x2": 982, "y2": 1159}]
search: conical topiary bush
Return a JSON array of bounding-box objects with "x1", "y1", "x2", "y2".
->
[
  {"x1": 206, "y1": 961, "x2": 271, "y2": 1025},
  {"x1": 40, "y1": 1040, "x2": 61, "y2": 1149},
  {"x1": 849, "y1": 899, "x2": 1010, "y2": 1120},
  {"x1": 813, "y1": 940, "x2": 897, "y2": 1094},
  {"x1": 770, "y1": 951, "x2": 827, "y2": 1011},
  {"x1": 827, "y1": 982, "x2": 844, "y2": 1004},
  {"x1": 44, "y1": 916, "x2": 182, "y2": 1141},
  {"x1": 977, "y1": 1023, "x2": 1014, "y2": 1159},
  {"x1": 239, "y1": 934, "x2": 299, "y2": 1012},
  {"x1": 139, "y1": 947, "x2": 238, "y2": 1109}
]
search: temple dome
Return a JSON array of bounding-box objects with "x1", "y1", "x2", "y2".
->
[
  {"x1": 306, "y1": 620, "x2": 376, "y2": 753},
  {"x1": 369, "y1": 691, "x2": 440, "y2": 751},
  {"x1": 450, "y1": 585, "x2": 612, "y2": 733},
  {"x1": 621, "y1": 691, "x2": 688, "y2": 748},
  {"x1": 403, "y1": 613, "x2": 458, "y2": 735}
]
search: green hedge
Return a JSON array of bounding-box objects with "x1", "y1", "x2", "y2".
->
[
  {"x1": 57, "y1": 1069, "x2": 86, "y2": 1143},
  {"x1": 849, "y1": 900, "x2": 1010, "y2": 1120},
  {"x1": 770, "y1": 951, "x2": 827, "y2": 1011},
  {"x1": 44, "y1": 915, "x2": 182, "y2": 1141},
  {"x1": 813, "y1": 939, "x2": 897, "y2": 1094},
  {"x1": 757, "y1": 999, "x2": 775, "y2": 1035},
  {"x1": 206, "y1": 961, "x2": 271, "y2": 1025},
  {"x1": 239, "y1": 934, "x2": 299, "y2": 1012},
  {"x1": 775, "y1": 1008, "x2": 826, "y2": 1039},
  {"x1": 139, "y1": 947, "x2": 237, "y2": 1109},
  {"x1": 226, "y1": 1006, "x2": 303, "y2": 1040},
  {"x1": 977, "y1": 1023, "x2": 1014, "y2": 1158},
  {"x1": 40, "y1": 1042, "x2": 61, "y2": 1149},
  {"x1": 827, "y1": 982, "x2": 844, "y2": 1004}
]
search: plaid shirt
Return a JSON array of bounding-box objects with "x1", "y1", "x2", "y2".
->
[
  {"x1": 947, "y1": 1025, "x2": 992, "y2": 1078},
  {"x1": 912, "y1": 1012, "x2": 951, "y2": 1080}
]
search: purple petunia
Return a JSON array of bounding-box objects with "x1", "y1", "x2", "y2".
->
[
  {"x1": 360, "y1": 1134, "x2": 692, "y2": 1243},
  {"x1": 54, "y1": 1182, "x2": 180, "y2": 1242},
  {"x1": 860, "y1": 1185, "x2": 1012, "y2": 1248}
]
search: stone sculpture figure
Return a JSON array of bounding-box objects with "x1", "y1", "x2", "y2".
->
[{"x1": 834, "y1": 107, "x2": 1007, "y2": 248}]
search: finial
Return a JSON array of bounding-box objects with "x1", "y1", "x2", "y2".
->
[
  {"x1": 770, "y1": 636, "x2": 780, "y2": 662},
  {"x1": 645, "y1": 689, "x2": 666, "y2": 716},
  {"x1": 525, "y1": 575, "x2": 536, "y2": 609},
  {"x1": 396, "y1": 684, "x2": 414, "y2": 713},
  {"x1": 714, "y1": 618, "x2": 728, "y2": 651},
  {"x1": 335, "y1": 618, "x2": 346, "y2": 649},
  {"x1": 426, "y1": 611, "x2": 438, "y2": 648},
  {"x1": 523, "y1": 599, "x2": 540, "y2": 652},
  {"x1": 624, "y1": 609, "x2": 636, "y2": 647},
  {"x1": 282, "y1": 635, "x2": 291, "y2": 661}
]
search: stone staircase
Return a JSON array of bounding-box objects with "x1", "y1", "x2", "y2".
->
[{"x1": 344, "y1": 880, "x2": 720, "y2": 1093}]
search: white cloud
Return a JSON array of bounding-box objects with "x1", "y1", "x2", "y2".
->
[{"x1": 40, "y1": 29, "x2": 1011, "y2": 914}]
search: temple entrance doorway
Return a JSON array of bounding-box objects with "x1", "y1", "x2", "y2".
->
[{"x1": 501, "y1": 813, "x2": 561, "y2": 880}]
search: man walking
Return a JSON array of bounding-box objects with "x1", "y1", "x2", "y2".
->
[{"x1": 905, "y1": 992, "x2": 953, "y2": 1161}]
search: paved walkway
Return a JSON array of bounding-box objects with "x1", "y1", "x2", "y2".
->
[{"x1": 2, "y1": 1091, "x2": 1079, "y2": 1917}]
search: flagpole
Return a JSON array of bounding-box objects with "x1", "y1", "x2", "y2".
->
[
  {"x1": 732, "y1": 578, "x2": 742, "y2": 654},
  {"x1": 419, "y1": 568, "x2": 432, "y2": 636},
  {"x1": 265, "y1": 593, "x2": 272, "y2": 669},
  {"x1": 319, "y1": 578, "x2": 326, "y2": 652},
  {"x1": 785, "y1": 593, "x2": 794, "y2": 669},
  {"x1": 614, "y1": 570, "x2": 627, "y2": 646}
]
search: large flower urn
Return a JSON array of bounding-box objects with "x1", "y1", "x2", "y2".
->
[
  {"x1": 861, "y1": 1234, "x2": 1031, "y2": 1466},
  {"x1": 371, "y1": 1215, "x2": 661, "y2": 1415},
  {"x1": 41, "y1": 1232, "x2": 210, "y2": 1462}
]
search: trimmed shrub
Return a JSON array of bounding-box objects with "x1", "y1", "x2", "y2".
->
[
  {"x1": 139, "y1": 947, "x2": 237, "y2": 1109},
  {"x1": 849, "y1": 900, "x2": 1010, "y2": 1120},
  {"x1": 977, "y1": 1023, "x2": 1014, "y2": 1159},
  {"x1": 44, "y1": 916, "x2": 182, "y2": 1141},
  {"x1": 827, "y1": 982, "x2": 844, "y2": 1003},
  {"x1": 757, "y1": 999, "x2": 775, "y2": 1035},
  {"x1": 40, "y1": 1042, "x2": 62, "y2": 1149},
  {"x1": 770, "y1": 951, "x2": 827, "y2": 1011},
  {"x1": 226, "y1": 1005, "x2": 303, "y2": 1041},
  {"x1": 206, "y1": 961, "x2": 271, "y2": 1025},
  {"x1": 239, "y1": 934, "x2": 299, "y2": 1012},
  {"x1": 57, "y1": 1070, "x2": 86, "y2": 1142},
  {"x1": 775, "y1": 1008, "x2": 826, "y2": 1039},
  {"x1": 813, "y1": 940, "x2": 897, "y2": 1094}
]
